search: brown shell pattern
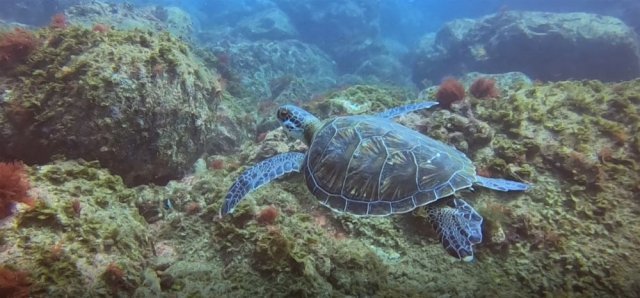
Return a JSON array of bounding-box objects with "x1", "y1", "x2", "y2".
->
[{"x1": 304, "y1": 116, "x2": 476, "y2": 216}]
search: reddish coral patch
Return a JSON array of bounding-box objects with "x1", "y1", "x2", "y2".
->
[
  {"x1": 256, "y1": 205, "x2": 279, "y2": 225},
  {"x1": 50, "y1": 13, "x2": 67, "y2": 29},
  {"x1": 0, "y1": 28, "x2": 39, "y2": 68},
  {"x1": 435, "y1": 77, "x2": 465, "y2": 108},
  {"x1": 70, "y1": 198, "x2": 82, "y2": 217},
  {"x1": 103, "y1": 262, "x2": 128, "y2": 293},
  {"x1": 469, "y1": 77, "x2": 500, "y2": 99},
  {"x1": 184, "y1": 202, "x2": 202, "y2": 215},
  {"x1": 0, "y1": 162, "x2": 35, "y2": 220},
  {"x1": 210, "y1": 159, "x2": 225, "y2": 170},
  {"x1": 0, "y1": 267, "x2": 31, "y2": 298},
  {"x1": 92, "y1": 23, "x2": 110, "y2": 33}
]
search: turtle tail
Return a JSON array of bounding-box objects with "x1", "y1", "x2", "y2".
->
[{"x1": 426, "y1": 198, "x2": 483, "y2": 262}]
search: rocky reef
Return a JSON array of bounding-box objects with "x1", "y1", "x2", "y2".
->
[
  {"x1": 0, "y1": 160, "x2": 152, "y2": 296},
  {"x1": 2, "y1": 78, "x2": 639, "y2": 296},
  {"x1": 274, "y1": 0, "x2": 385, "y2": 74},
  {"x1": 205, "y1": 39, "x2": 338, "y2": 104},
  {"x1": 1, "y1": 1, "x2": 640, "y2": 297},
  {"x1": 413, "y1": 11, "x2": 640, "y2": 84},
  {"x1": 65, "y1": 1, "x2": 195, "y2": 41},
  {"x1": 0, "y1": 25, "x2": 223, "y2": 186}
]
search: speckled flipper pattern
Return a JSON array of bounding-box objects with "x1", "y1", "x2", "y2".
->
[
  {"x1": 427, "y1": 198, "x2": 483, "y2": 262},
  {"x1": 475, "y1": 176, "x2": 530, "y2": 192},
  {"x1": 374, "y1": 101, "x2": 438, "y2": 119},
  {"x1": 221, "y1": 152, "x2": 305, "y2": 215}
]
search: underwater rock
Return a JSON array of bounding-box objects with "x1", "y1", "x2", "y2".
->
[
  {"x1": 413, "y1": 11, "x2": 640, "y2": 83},
  {"x1": 65, "y1": 0, "x2": 194, "y2": 41},
  {"x1": 208, "y1": 100, "x2": 253, "y2": 154},
  {"x1": 417, "y1": 72, "x2": 532, "y2": 102},
  {"x1": 460, "y1": 72, "x2": 532, "y2": 92},
  {"x1": 248, "y1": 128, "x2": 306, "y2": 162},
  {"x1": 304, "y1": 85, "x2": 415, "y2": 119},
  {"x1": 235, "y1": 7, "x2": 298, "y2": 40},
  {"x1": 0, "y1": 27, "x2": 221, "y2": 185},
  {"x1": 207, "y1": 39, "x2": 337, "y2": 103},
  {"x1": 0, "y1": 160, "x2": 151, "y2": 296},
  {"x1": 0, "y1": 0, "x2": 75, "y2": 27},
  {"x1": 273, "y1": 0, "x2": 385, "y2": 73},
  {"x1": 353, "y1": 54, "x2": 413, "y2": 87}
]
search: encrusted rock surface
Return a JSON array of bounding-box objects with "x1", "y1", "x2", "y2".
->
[
  {"x1": 0, "y1": 27, "x2": 222, "y2": 185},
  {"x1": 413, "y1": 11, "x2": 640, "y2": 84},
  {"x1": 65, "y1": 0, "x2": 194, "y2": 41},
  {"x1": 208, "y1": 39, "x2": 337, "y2": 103}
]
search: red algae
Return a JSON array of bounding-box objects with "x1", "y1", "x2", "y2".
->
[
  {"x1": 0, "y1": 28, "x2": 39, "y2": 68},
  {"x1": 92, "y1": 23, "x2": 110, "y2": 33},
  {"x1": 0, "y1": 162, "x2": 35, "y2": 219},
  {"x1": 469, "y1": 77, "x2": 500, "y2": 99},
  {"x1": 0, "y1": 267, "x2": 31, "y2": 298},
  {"x1": 435, "y1": 77, "x2": 465, "y2": 108},
  {"x1": 184, "y1": 202, "x2": 202, "y2": 215},
  {"x1": 50, "y1": 13, "x2": 67, "y2": 29},
  {"x1": 256, "y1": 205, "x2": 279, "y2": 225},
  {"x1": 210, "y1": 159, "x2": 225, "y2": 170}
]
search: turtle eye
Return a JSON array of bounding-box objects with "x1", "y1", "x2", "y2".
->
[{"x1": 278, "y1": 109, "x2": 290, "y2": 120}]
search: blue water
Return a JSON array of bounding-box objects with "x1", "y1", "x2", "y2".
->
[
  {"x1": 115, "y1": 0, "x2": 640, "y2": 42},
  {"x1": 4, "y1": 0, "x2": 639, "y2": 45}
]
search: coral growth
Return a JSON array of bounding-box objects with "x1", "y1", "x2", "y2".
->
[
  {"x1": 0, "y1": 27, "x2": 222, "y2": 186},
  {"x1": 0, "y1": 28, "x2": 39, "y2": 68},
  {"x1": 0, "y1": 267, "x2": 31, "y2": 298},
  {"x1": 50, "y1": 13, "x2": 67, "y2": 29},
  {"x1": 210, "y1": 159, "x2": 225, "y2": 170},
  {"x1": 103, "y1": 262, "x2": 133, "y2": 294},
  {"x1": 0, "y1": 162, "x2": 35, "y2": 219},
  {"x1": 256, "y1": 205, "x2": 279, "y2": 225},
  {"x1": 70, "y1": 198, "x2": 82, "y2": 217},
  {"x1": 184, "y1": 202, "x2": 202, "y2": 215},
  {"x1": 435, "y1": 77, "x2": 465, "y2": 108},
  {"x1": 92, "y1": 23, "x2": 110, "y2": 33},
  {"x1": 469, "y1": 77, "x2": 500, "y2": 99}
]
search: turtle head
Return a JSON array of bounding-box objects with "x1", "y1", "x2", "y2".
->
[{"x1": 277, "y1": 105, "x2": 319, "y2": 145}]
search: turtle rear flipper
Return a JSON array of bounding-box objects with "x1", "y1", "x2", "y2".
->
[
  {"x1": 221, "y1": 152, "x2": 305, "y2": 215},
  {"x1": 475, "y1": 176, "x2": 530, "y2": 192},
  {"x1": 427, "y1": 198, "x2": 483, "y2": 262}
]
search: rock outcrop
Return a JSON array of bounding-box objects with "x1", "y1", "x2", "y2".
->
[{"x1": 413, "y1": 11, "x2": 640, "y2": 84}]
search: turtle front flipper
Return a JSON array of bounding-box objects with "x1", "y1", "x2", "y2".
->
[
  {"x1": 427, "y1": 198, "x2": 483, "y2": 262},
  {"x1": 221, "y1": 152, "x2": 305, "y2": 215},
  {"x1": 475, "y1": 176, "x2": 530, "y2": 192},
  {"x1": 374, "y1": 101, "x2": 438, "y2": 119}
]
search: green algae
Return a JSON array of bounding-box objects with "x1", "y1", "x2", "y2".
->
[
  {"x1": 2, "y1": 79, "x2": 640, "y2": 297},
  {"x1": 0, "y1": 160, "x2": 151, "y2": 296},
  {"x1": 306, "y1": 84, "x2": 415, "y2": 117},
  {"x1": 0, "y1": 26, "x2": 222, "y2": 185},
  {"x1": 195, "y1": 79, "x2": 640, "y2": 296}
]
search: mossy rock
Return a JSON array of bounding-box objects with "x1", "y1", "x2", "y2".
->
[
  {"x1": 1, "y1": 160, "x2": 150, "y2": 296},
  {"x1": 0, "y1": 26, "x2": 222, "y2": 185},
  {"x1": 306, "y1": 85, "x2": 414, "y2": 118}
]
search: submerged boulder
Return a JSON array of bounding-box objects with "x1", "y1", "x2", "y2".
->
[
  {"x1": 209, "y1": 39, "x2": 337, "y2": 103},
  {"x1": 65, "y1": 0, "x2": 194, "y2": 41},
  {"x1": 413, "y1": 11, "x2": 640, "y2": 84},
  {"x1": 0, "y1": 27, "x2": 222, "y2": 185},
  {"x1": 235, "y1": 7, "x2": 298, "y2": 40},
  {"x1": 274, "y1": 0, "x2": 385, "y2": 73}
]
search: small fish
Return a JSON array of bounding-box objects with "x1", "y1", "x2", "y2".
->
[{"x1": 163, "y1": 199, "x2": 174, "y2": 210}]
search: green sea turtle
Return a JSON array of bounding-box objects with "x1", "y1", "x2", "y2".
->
[{"x1": 221, "y1": 101, "x2": 529, "y2": 261}]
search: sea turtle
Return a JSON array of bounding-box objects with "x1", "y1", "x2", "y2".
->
[{"x1": 221, "y1": 101, "x2": 529, "y2": 261}]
